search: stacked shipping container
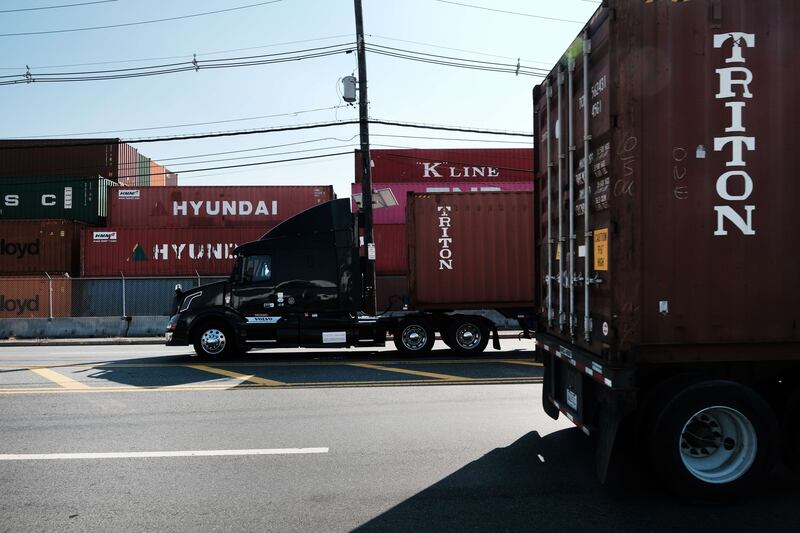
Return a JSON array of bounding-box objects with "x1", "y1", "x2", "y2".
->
[{"x1": 353, "y1": 148, "x2": 534, "y2": 310}]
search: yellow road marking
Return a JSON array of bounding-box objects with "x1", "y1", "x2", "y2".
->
[
  {"x1": 501, "y1": 360, "x2": 543, "y2": 367},
  {"x1": 28, "y1": 367, "x2": 92, "y2": 390},
  {"x1": 185, "y1": 365, "x2": 284, "y2": 386},
  {"x1": 348, "y1": 362, "x2": 469, "y2": 381}
]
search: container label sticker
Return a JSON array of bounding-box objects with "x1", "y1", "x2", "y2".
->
[
  {"x1": 118, "y1": 189, "x2": 140, "y2": 199},
  {"x1": 322, "y1": 331, "x2": 347, "y2": 344},
  {"x1": 555, "y1": 243, "x2": 561, "y2": 261},
  {"x1": 63, "y1": 187, "x2": 73, "y2": 209},
  {"x1": 92, "y1": 231, "x2": 117, "y2": 242},
  {"x1": 593, "y1": 228, "x2": 608, "y2": 271}
]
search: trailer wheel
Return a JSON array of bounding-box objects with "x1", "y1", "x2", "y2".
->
[
  {"x1": 191, "y1": 321, "x2": 235, "y2": 358},
  {"x1": 445, "y1": 318, "x2": 489, "y2": 355},
  {"x1": 393, "y1": 319, "x2": 434, "y2": 355},
  {"x1": 648, "y1": 380, "x2": 777, "y2": 501}
]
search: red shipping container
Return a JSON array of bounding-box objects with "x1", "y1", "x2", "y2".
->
[
  {"x1": 0, "y1": 275, "x2": 71, "y2": 318},
  {"x1": 374, "y1": 225, "x2": 407, "y2": 275},
  {"x1": 107, "y1": 185, "x2": 335, "y2": 228},
  {"x1": 407, "y1": 191, "x2": 535, "y2": 309},
  {"x1": 352, "y1": 181, "x2": 534, "y2": 224},
  {"x1": 81, "y1": 227, "x2": 270, "y2": 276},
  {"x1": 0, "y1": 220, "x2": 84, "y2": 275},
  {"x1": 355, "y1": 148, "x2": 533, "y2": 183}
]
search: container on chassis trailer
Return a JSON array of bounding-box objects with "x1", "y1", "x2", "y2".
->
[
  {"x1": 532, "y1": 0, "x2": 800, "y2": 500},
  {"x1": 165, "y1": 192, "x2": 535, "y2": 358}
]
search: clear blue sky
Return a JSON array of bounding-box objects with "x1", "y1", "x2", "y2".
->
[{"x1": 0, "y1": 0, "x2": 599, "y2": 198}]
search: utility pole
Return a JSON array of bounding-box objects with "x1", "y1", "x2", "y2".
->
[{"x1": 354, "y1": 0, "x2": 377, "y2": 315}]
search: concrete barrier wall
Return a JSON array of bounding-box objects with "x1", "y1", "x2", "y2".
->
[{"x1": 0, "y1": 316, "x2": 168, "y2": 339}]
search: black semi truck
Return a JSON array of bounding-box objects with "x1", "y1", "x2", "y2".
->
[{"x1": 166, "y1": 193, "x2": 535, "y2": 357}]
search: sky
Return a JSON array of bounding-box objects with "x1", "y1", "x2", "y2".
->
[{"x1": 0, "y1": 0, "x2": 600, "y2": 198}]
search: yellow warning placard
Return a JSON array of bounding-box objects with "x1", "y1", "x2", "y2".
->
[
  {"x1": 594, "y1": 228, "x2": 609, "y2": 271},
  {"x1": 555, "y1": 243, "x2": 561, "y2": 261}
]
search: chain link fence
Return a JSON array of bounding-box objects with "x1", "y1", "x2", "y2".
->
[{"x1": 0, "y1": 275, "x2": 225, "y2": 318}]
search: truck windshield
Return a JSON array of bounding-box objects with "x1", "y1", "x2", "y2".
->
[{"x1": 242, "y1": 255, "x2": 272, "y2": 284}]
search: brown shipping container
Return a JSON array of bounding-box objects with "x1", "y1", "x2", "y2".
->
[
  {"x1": 81, "y1": 227, "x2": 271, "y2": 276},
  {"x1": 407, "y1": 192, "x2": 535, "y2": 309},
  {"x1": 117, "y1": 142, "x2": 139, "y2": 185},
  {"x1": 107, "y1": 185, "x2": 335, "y2": 228},
  {"x1": 374, "y1": 225, "x2": 407, "y2": 275},
  {"x1": 0, "y1": 276, "x2": 71, "y2": 318},
  {"x1": 355, "y1": 148, "x2": 533, "y2": 183},
  {"x1": 0, "y1": 139, "x2": 119, "y2": 180},
  {"x1": 533, "y1": 0, "x2": 800, "y2": 363},
  {"x1": 0, "y1": 220, "x2": 84, "y2": 275}
]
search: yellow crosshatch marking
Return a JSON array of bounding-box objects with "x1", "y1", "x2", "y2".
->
[
  {"x1": 348, "y1": 362, "x2": 469, "y2": 381},
  {"x1": 28, "y1": 367, "x2": 92, "y2": 390},
  {"x1": 185, "y1": 365, "x2": 285, "y2": 386}
]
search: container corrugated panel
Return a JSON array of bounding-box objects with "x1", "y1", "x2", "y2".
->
[
  {"x1": 137, "y1": 155, "x2": 150, "y2": 187},
  {"x1": 0, "y1": 276, "x2": 71, "y2": 318},
  {"x1": 107, "y1": 185, "x2": 335, "y2": 228},
  {"x1": 352, "y1": 181, "x2": 534, "y2": 224},
  {"x1": 407, "y1": 192, "x2": 534, "y2": 309},
  {"x1": 117, "y1": 143, "x2": 139, "y2": 185},
  {"x1": 0, "y1": 176, "x2": 115, "y2": 225},
  {"x1": 81, "y1": 227, "x2": 271, "y2": 276},
  {"x1": 0, "y1": 139, "x2": 119, "y2": 181},
  {"x1": 165, "y1": 171, "x2": 178, "y2": 186},
  {"x1": 374, "y1": 225, "x2": 407, "y2": 275},
  {"x1": 533, "y1": 0, "x2": 800, "y2": 363},
  {"x1": 355, "y1": 148, "x2": 533, "y2": 183},
  {"x1": 0, "y1": 220, "x2": 84, "y2": 275},
  {"x1": 149, "y1": 161, "x2": 166, "y2": 187}
]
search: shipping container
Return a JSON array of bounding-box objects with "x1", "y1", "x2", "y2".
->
[
  {"x1": 0, "y1": 275, "x2": 71, "y2": 318},
  {"x1": 149, "y1": 161, "x2": 166, "y2": 187},
  {"x1": 0, "y1": 220, "x2": 84, "y2": 275},
  {"x1": 407, "y1": 191, "x2": 534, "y2": 309},
  {"x1": 532, "y1": 0, "x2": 800, "y2": 499},
  {"x1": 137, "y1": 154, "x2": 150, "y2": 186},
  {"x1": 81, "y1": 226, "x2": 272, "y2": 276},
  {"x1": 0, "y1": 139, "x2": 120, "y2": 180},
  {"x1": 165, "y1": 171, "x2": 178, "y2": 187},
  {"x1": 117, "y1": 142, "x2": 139, "y2": 185},
  {"x1": 107, "y1": 185, "x2": 335, "y2": 228},
  {"x1": 374, "y1": 224, "x2": 407, "y2": 275},
  {"x1": 0, "y1": 176, "x2": 115, "y2": 225},
  {"x1": 352, "y1": 181, "x2": 534, "y2": 224},
  {"x1": 355, "y1": 148, "x2": 533, "y2": 183}
]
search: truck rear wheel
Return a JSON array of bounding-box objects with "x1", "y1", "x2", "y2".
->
[
  {"x1": 648, "y1": 380, "x2": 777, "y2": 501},
  {"x1": 393, "y1": 319, "x2": 434, "y2": 355},
  {"x1": 192, "y1": 321, "x2": 236, "y2": 358},
  {"x1": 445, "y1": 317, "x2": 489, "y2": 355}
]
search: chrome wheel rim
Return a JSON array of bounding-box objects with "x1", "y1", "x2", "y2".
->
[
  {"x1": 679, "y1": 406, "x2": 757, "y2": 484},
  {"x1": 200, "y1": 328, "x2": 226, "y2": 355},
  {"x1": 401, "y1": 325, "x2": 428, "y2": 351},
  {"x1": 455, "y1": 323, "x2": 481, "y2": 350}
]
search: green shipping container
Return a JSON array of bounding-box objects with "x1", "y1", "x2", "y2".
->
[
  {"x1": 137, "y1": 154, "x2": 150, "y2": 186},
  {"x1": 0, "y1": 176, "x2": 116, "y2": 226}
]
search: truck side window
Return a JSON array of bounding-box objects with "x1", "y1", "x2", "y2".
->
[{"x1": 243, "y1": 255, "x2": 271, "y2": 284}]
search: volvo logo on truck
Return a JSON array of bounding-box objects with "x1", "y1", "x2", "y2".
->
[
  {"x1": 437, "y1": 205, "x2": 453, "y2": 270},
  {"x1": 713, "y1": 32, "x2": 756, "y2": 236}
]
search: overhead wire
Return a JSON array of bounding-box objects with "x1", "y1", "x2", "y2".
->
[
  {"x1": 433, "y1": 0, "x2": 585, "y2": 23},
  {"x1": 0, "y1": 0, "x2": 118, "y2": 13}
]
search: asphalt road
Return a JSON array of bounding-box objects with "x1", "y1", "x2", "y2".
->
[{"x1": 1, "y1": 342, "x2": 798, "y2": 532}]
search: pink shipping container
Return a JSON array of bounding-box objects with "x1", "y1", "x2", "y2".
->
[
  {"x1": 0, "y1": 220, "x2": 84, "y2": 275},
  {"x1": 107, "y1": 185, "x2": 335, "y2": 228},
  {"x1": 355, "y1": 148, "x2": 533, "y2": 183},
  {"x1": 352, "y1": 181, "x2": 534, "y2": 224},
  {"x1": 81, "y1": 227, "x2": 272, "y2": 276},
  {"x1": 407, "y1": 191, "x2": 535, "y2": 309},
  {"x1": 149, "y1": 161, "x2": 166, "y2": 187}
]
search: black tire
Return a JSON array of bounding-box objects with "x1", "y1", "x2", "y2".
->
[
  {"x1": 393, "y1": 319, "x2": 435, "y2": 355},
  {"x1": 191, "y1": 321, "x2": 236, "y2": 358},
  {"x1": 445, "y1": 317, "x2": 489, "y2": 355},
  {"x1": 648, "y1": 380, "x2": 778, "y2": 502}
]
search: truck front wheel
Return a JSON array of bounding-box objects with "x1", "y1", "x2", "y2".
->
[
  {"x1": 648, "y1": 380, "x2": 777, "y2": 501},
  {"x1": 192, "y1": 321, "x2": 236, "y2": 358},
  {"x1": 393, "y1": 319, "x2": 435, "y2": 355}
]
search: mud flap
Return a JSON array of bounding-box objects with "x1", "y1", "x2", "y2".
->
[
  {"x1": 492, "y1": 327, "x2": 501, "y2": 350},
  {"x1": 542, "y1": 355, "x2": 560, "y2": 420},
  {"x1": 595, "y1": 391, "x2": 636, "y2": 484}
]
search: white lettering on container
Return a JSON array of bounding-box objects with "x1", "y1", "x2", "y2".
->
[
  {"x1": 172, "y1": 200, "x2": 277, "y2": 217},
  {"x1": 437, "y1": 205, "x2": 453, "y2": 270}
]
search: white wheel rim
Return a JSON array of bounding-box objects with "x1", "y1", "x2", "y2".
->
[
  {"x1": 679, "y1": 406, "x2": 757, "y2": 484},
  {"x1": 200, "y1": 328, "x2": 226, "y2": 355},
  {"x1": 455, "y1": 323, "x2": 481, "y2": 350},
  {"x1": 401, "y1": 325, "x2": 428, "y2": 351}
]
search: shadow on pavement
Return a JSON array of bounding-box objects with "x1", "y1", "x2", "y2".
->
[{"x1": 354, "y1": 428, "x2": 800, "y2": 533}]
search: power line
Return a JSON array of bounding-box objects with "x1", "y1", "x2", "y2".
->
[
  {"x1": 0, "y1": 0, "x2": 118, "y2": 13},
  {"x1": 0, "y1": 0, "x2": 283, "y2": 38},
  {"x1": 371, "y1": 119, "x2": 532, "y2": 138},
  {"x1": 433, "y1": 0, "x2": 585, "y2": 23}
]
